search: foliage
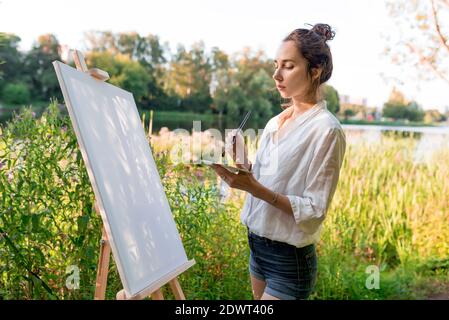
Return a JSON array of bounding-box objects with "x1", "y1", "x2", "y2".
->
[
  {"x1": 0, "y1": 33, "x2": 22, "y2": 92},
  {"x1": 385, "y1": 0, "x2": 449, "y2": 85},
  {"x1": 1, "y1": 83, "x2": 30, "y2": 105},
  {"x1": 382, "y1": 87, "x2": 425, "y2": 122},
  {"x1": 22, "y1": 34, "x2": 62, "y2": 102},
  {"x1": 314, "y1": 134, "x2": 449, "y2": 299},
  {"x1": 424, "y1": 109, "x2": 446, "y2": 123},
  {"x1": 343, "y1": 109, "x2": 356, "y2": 120},
  {"x1": 0, "y1": 102, "x2": 100, "y2": 299},
  {"x1": 323, "y1": 84, "x2": 340, "y2": 115},
  {"x1": 213, "y1": 49, "x2": 277, "y2": 120},
  {"x1": 84, "y1": 31, "x2": 169, "y2": 110},
  {"x1": 383, "y1": 101, "x2": 425, "y2": 122},
  {"x1": 0, "y1": 32, "x2": 285, "y2": 119},
  {"x1": 87, "y1": 51, "x2": 150, "y2": 103}
]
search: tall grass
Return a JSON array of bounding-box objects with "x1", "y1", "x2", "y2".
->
[
  {"x1": 0, "y1": 104, "x2": 448, "y2": 299},
  {"x1": 314, "y1": 136, "x2": 449, "y2": 299}
]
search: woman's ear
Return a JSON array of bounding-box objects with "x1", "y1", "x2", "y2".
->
[{"x1": 311, "y1": 68, "x2": 322, "y2": 81}]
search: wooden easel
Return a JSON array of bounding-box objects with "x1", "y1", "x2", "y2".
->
[{"x1": 71, "y1": 50, "x2": 193, "y2": 301}]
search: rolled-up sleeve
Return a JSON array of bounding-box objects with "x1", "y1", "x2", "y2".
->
[{"x1": 287, "y1": 128, "x2": 346, "y2": 233}]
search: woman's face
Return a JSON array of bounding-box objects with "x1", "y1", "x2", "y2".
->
[{"x1": 273, "y1": 41, "x2": 317, "y2": 99}]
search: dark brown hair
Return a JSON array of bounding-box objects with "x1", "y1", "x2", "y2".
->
[{"x1": 281, "y1": 23, "x2": 335, "y2": 108}]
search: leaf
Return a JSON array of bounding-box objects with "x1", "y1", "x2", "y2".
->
[
  {"x1": 32, "y1": 214, "x2": 40, "y2": 232},
  {"x1": 21, "y1": 214, "x2": 31, "y2": 230},
  {"x1": 77, "y1": 215, "x2": 89, "y2": 234},
  {"x1": 33, "y1": 246, "x2": 46, "y2": 265}
]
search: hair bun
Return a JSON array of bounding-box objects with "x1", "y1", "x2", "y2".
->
[{"x1": 311, "y1": 23, "x2": 335, "y2": 41}]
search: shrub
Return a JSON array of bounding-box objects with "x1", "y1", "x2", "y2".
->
[{"x1": 1, "y1": 82, "x2": 30, "y2": 106}]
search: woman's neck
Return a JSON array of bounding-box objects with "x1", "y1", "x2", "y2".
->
[{"x1": 291, "y1": 96, "x2": 318, "y2": 118}]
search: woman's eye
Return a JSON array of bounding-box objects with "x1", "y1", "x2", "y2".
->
[{"x1": 273, "y1": 63, "x2": 293, "y2": 69}]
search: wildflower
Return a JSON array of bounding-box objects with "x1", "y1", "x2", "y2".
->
[
  {"x1": 7, "y1": 171, "x2": 13, "y2": 183},
  {"x1": 179, "y1": 185, "x2": 188, "y2": 197}
]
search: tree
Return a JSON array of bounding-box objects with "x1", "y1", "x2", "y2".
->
[
  {"x1": 388, "y1": 86, "x2": 408, "y2": 105},
  {"x1": 86, "y1": 51, "x2": 150, "y2": 103},
  {"x1": 0, "y1": 32, "x2": 4, "y2": 75},
  {"x1": 84, "y1": 31, "x2": 170, "y2": 110},
  {"x1": 323, "y1": 84, "x2": 340, "y2": 115},
  {"x1": 0, "y1": 33, "x2": 23, "y2": 93},
  {"x1": 339, "y1": 104, "x2": 365, "y2": 120},
  {"x1": 382, "y1": 88, "x2": 424, "y2": 122},
  {"x1": 407, "y1": 101, "x2": 425, "y2": 122},
  {"x1": 385, "y1": 0, "x2": 449, "y2": 85},
  {"x1": 164, "y1": 42, "x2": 213, "y2": 112},
  {"x1": 343, "y1": 109, "x2": 355, "y2": 120},
  {"x1": 213, "y1": 48, "x2": 275, "y2": 120},
  {"x1": 84, "y1": 31, "x2": 118, "y2": 53},
  {"x1": 424, "y1": 109, "x2": 445, "y2": 123},
  {"x1": 22, "y1": 34, "x2": 62, "y2": 102},
  {"x1": 209, "y1": 47, "x2": 231, "y2": 115},
  {"x1": 383, "y1": 102, "x2": 409, "y2": 121},
  {"x1": 1, "y1": 82, "x2": 30, "y2": 105}
]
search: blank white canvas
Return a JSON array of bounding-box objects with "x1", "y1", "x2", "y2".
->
[{"x1": 53, "y1": 61, "x2": 189, "y2": 297}]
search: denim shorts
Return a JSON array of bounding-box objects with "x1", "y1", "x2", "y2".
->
[{"x1": 247, "y1": 230, "x2": 318, "y2": 300}]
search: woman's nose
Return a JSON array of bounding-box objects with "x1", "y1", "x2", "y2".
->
[{"x1": 272, "y1": 69, "x2": 282, "y2": 81}]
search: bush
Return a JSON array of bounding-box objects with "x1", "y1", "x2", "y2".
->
[
  {"x1": 1, "y1": 82, "x2": 30, "y2": 106},
  {"x1": 0, "y1": 102, "x2": 101, "y2": 299}
]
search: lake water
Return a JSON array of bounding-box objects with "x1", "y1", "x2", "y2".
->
[{"x1": 341, "y1": 124, "x2": 449, "y2": 164}]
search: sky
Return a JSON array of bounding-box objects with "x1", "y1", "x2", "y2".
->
[{"x1": 1, "y1": 0, "x2": 448, "y2": 112}]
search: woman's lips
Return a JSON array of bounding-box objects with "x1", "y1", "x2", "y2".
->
[{"x1": 277, "y1": 85, "x2": 286, "y2": 91}]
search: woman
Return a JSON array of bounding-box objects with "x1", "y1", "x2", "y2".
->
[{"x1": 212, "y1": 23, "x2": 347, "y2": 300}]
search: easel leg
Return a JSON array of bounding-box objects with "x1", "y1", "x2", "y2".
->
[
  {"x1": 151, "y1": 288, "x2": 165, "y2": 300},
  {"x1": 94, "y1": 226, "x2": 111, "y2": 300},
  {"x1": 169, "y1": 278, "x2": 186, "y2": 300},
  {"x1": 115, "y1": 273, "x2": 191, "y2": 300}
]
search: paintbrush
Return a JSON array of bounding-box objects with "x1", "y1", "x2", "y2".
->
[{"x1": 222, "y1": 110, "x2": 252, "y2": 157}]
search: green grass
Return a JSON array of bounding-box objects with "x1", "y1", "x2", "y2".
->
[
  {"x1": 141, "y1": 110, "x2": 216, "y2": 122},
  {"x1": 340, "y1": 118, "x2": 441, "y2": 127},
  {"x1": 147, "y1": 111, "x2": 444, "y2": 127}
]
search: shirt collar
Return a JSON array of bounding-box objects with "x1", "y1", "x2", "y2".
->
[{"x1": 265, "y1": 100, "x2": 327, "y2": 134}]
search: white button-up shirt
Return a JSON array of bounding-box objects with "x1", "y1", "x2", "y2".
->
[{"x1": 241, "y1": 100, "x2": 346, "y2": 248}]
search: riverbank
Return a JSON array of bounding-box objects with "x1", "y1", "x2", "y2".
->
[
  {"x1": 340, "y1": 118, "x2": 443, "y2": 127},
  {"x1": 2, "y1": 105, "x2": 447, "y2": 129}
]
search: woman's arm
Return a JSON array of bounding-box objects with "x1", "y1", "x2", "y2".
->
[
  {"x1": 211, "y1": 164, "x2": 293, "y2": 216},
  {"x1": 251, "y1": 183, "x2": 294, "y2": 216}
]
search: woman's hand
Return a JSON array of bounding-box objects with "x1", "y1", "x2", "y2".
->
[
  {"x1": 212, "y1": 164, "x2": 259, "y2": 194},
  {"x1": 224, "y1": 129, "x2": 251, "y2": 171},
  {"x1": 212, "y1": 165, "x2": 294, "y2": 217}
]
